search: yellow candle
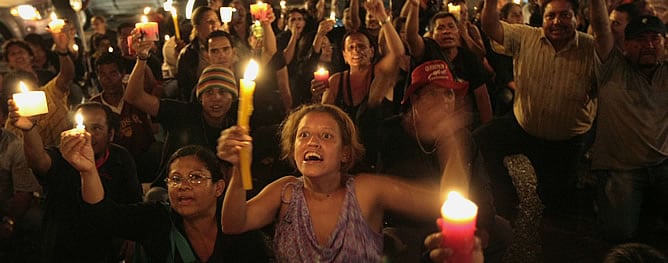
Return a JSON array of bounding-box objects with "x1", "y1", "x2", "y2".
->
[
  {"x1": 48, "y1": 12, "x2": 65, "y2": 33},
  {"x1": 250, "y1": 1, "x2": 268, "y2": 20},
  {"x1": 330, "y1": 11, "x2": 336, "y2": 21},
  {"x1": 237, "y1": 60, "x2": 259, "y2": 190},
  {"x1": 13, "y1": 81, "x2": 48, "y2": 116},
  {"x1": 75, "y1": 113, "x2": 85, "y2": 131},
  {"x1": 220, "y1": 7, "x2": 234, "y2": 23},
  {"x1": 170, "y1": 8, "x2": 181, "y2": 40}
]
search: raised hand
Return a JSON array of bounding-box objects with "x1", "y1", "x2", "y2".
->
[
  {"x1": 7, "y1": 99, "x2": 36, "y2": 132},
  {"x1": 131, "y1": 28, "x2": 155, "y2": 58},
  {"x1": 50, "y1": 25, "x2": 71, "y2": 53},
  {"x1": 60, "y1": 130, "x2": 95, "y2": 174},
  {"x1": 217, "y1": 126, "x2": 253, "y2": 166},
  {"x1": 317, "y1": 19, "x2": 336, "y2": 36}
]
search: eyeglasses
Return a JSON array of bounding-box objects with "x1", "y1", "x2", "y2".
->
[{"x1": 164, "y1": 172, "x2": 213, "y2": 187}]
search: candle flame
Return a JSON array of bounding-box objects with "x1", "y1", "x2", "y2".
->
[
  {"x1": 72, "y1": 44, "x2": 79, "y2": 51},
  {"x1": 330, "y1": 11, "x2": 336, "y2": 20},
  {"x1": 316, "y1": 67, "x2": 327, "y2": 75},
  {"x1": 280, "y1": 0, "x2": 286, "y2": 9},
  {"x1": 163, "y1": 0, "x2": 173, "y2": 11},
  {"x1": 75, "y1": 113, "x2": 85, "y2": 129},
  {"x1": 441, "y1": 191, "x2": 478, "y2": 220},
  {"x1": 220, "y1": 7, "x2": 234, "y2": 23},
  {"x1": 144, "y1": 6, "x2": 151, "y2": 15},
  {"x1": 165, "y1": 35, "x2": 171, "y2": 41},
  {"x1": 108, "y1": 46, "x2": 114, "y2": 53},
  {"x1": 18, "y1": 81, "x2": 28, "y2": 93},
  {"x1": 50, "y1": 12, "x2": 58, "y2": 21},
  {"x1": 141, "y1": 15, "x2": 148, "y2": 23},
  {"x1": 244, "y1": 60, "x2": 259, "y2": 80},
  {"x1": 170, "y1": 7, "x2": 177, "y2": 17}
]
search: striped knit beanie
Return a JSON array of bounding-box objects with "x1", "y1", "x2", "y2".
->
[{"x1": 196, "y1": 65, "x2": 238, "y2": 99}]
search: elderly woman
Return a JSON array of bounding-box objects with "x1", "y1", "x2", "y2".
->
[
  {"x1": 218, "y1": 104, "x2": 441, "y2": 262},
  {"x1": 60, "y1": 140, "x2": 268, "y2": 262}
]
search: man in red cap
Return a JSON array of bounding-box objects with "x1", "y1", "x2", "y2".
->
[{"x1": 380, "y1": 60, "x2": 510, "y2": 262}]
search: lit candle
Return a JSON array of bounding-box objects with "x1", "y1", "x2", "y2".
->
[
  {"x1": 439, "y1": 191, "x2": 478, "y2": 263},
  {"x1": 448, "y1": 3, "x2": 462, "y2": 21},
  {"x1": 75, "y1": 113, "x2": 85, "y2": 131},
  {"x1": 48, "y1": 12, "x2": 66, "y2": 33},
  {"x1": 108, "y1": 46, "x2": 114, "y2": 53},
  {"x1": 313, "y1": 67, "x2": 329, "y2": 82},
  {"x1": 330, "y1": 11, "x2": 336, "y2": 21},
  {"x1": 13, "y1": 81, "x2": 48, "y2": 117},
  {"x1": 170, "y1": 7, "x2": 181, "y2": 40},
  {"x1": 280, "y1": 0, "x2": 286, "y2": 10},
  {"x1": 220, "y1": 7, "x2": 234, "y2": 23},
  {"x1": 72, "y1": 44, "x2": 79, "y2": 52},
  {"x1": 237, "y1": 60, "x2": 259, "y2": 190},
  {"x1": 136, "y1": 15, "x2": 159, "y2": 41},
  {"x1": 249, "y1": 1, "x2": 268, "y2": 20},
  {"x1": 165, "y1": 35, "x2": 170, "y2": 41}
]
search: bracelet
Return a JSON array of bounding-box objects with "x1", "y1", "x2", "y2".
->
[
  {"x1": 137, "y1": 54, "x2": 150, "y2": 60},
  {"x1": 378, "y1": 16, "x2": 391, "y2": 27},
  {"x1": 55, "y1": 50, "x2": 70, "y2": 56}
]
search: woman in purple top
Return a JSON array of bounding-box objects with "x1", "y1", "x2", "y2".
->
[{"x1": 218, "y1": 104, "x2": 442, "y2": 262}]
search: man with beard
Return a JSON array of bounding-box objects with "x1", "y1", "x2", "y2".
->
[
  {"x1": 476, "y1": 0, "x2": 598, "y2": 219},
  {"x1": 7, "y1": 102, "x2": 142, "y2": 262},
  {"x1": 590, "y1": 0, "x2": 668, "y2": 242}
]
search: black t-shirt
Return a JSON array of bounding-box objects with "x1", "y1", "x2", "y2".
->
[{"x1": 39, "y1": 144, "x2": 142, "y2": 262}]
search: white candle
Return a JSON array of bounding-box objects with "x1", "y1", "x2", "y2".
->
[
  {"x1": 13, "y1": 81, "x2": 48, "y2": 116},
  {"x1": 75, "y1": 113, "x2": 85, "y2": 131},
  {"x1": 220, "y1": 7, "x2": 234, "y2": 23}
]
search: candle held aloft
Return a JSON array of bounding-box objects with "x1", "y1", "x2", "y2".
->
[
  {"x1": 440, "y1": 191, "x2": 478, "y2": 263},
  {"x1": 330, "y1": 11, "x2": 336, "y2": 21},
  {"x1": 48, "y1": 12, "x2": 66, "y2": 33},
  {"x1": 249, "y1": 1, "x2": 268, "y2": 20},
  {"x1": 136, "y1": 15, "x2": 159, "y2": 41},
  {"x1": 313, "y1": 67, "x2": 329, "y2": 82},
  {"x1": 13, "y1": 81, "x2": 48, "y2": 117},
  {"x1": 237, "y1": 60, "x2": 259, "y2": 190},
  {"x1": 220, "y1": 7, "x2": 234, "y2": 23},
  {"x1": 448, "y1": 3, "x2": 462, "y2": 21},
  {"x1": 75, "y1": 113, "x2": 85, "y2": 131},
  {"x1": 170, "y1": 7, "x2": 181, "y2": 40}
]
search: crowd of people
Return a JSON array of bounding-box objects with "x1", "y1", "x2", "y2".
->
[{"x1": 0, "y1": 0, "x2": 666, "y2": 261}]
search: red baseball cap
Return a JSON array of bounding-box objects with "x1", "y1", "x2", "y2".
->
[{"x1": 402, "y1": 60, "x2": 469, "y2": 104}]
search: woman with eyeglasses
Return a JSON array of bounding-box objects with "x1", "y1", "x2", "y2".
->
[{"x1": 59, "y1": 140, "x2": 268, "y2": 262}]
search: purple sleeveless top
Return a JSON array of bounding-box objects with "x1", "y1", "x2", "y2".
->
[{"x1": 274, "y1": 176, "x2": 383, "y2": 262}]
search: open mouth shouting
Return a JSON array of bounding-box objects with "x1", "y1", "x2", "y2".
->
[{"x1": 303, "y1": 151, "x2": 323, "y2": 163}]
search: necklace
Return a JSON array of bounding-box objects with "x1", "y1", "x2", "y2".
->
[{"x1": 412, "y1": 106, "x2": 438, "y2": 155}]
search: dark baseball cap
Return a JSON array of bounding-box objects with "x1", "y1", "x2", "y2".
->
[{"x1": 625, "y1": 15, "x2": 666, "y2": 40}]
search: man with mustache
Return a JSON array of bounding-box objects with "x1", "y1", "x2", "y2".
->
[
  {"x1": 477, "y1": 0, "x2": 598, "y2": 219},
  {"x1": 590, "y1": 0, "x2": 667, "y2": 242}
]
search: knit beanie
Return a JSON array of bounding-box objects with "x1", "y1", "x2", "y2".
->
[{"x1": 196, "y1": 65, "x2": 238, "y2": 99}]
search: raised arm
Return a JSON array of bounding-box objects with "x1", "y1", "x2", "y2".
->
[
  {"x1": 52, "y1": 27, "x2": 75, "y2": 94},
  {"x1": 350, "y1": 0, "x2": 361, "y2": 31},
  {"x1": 481, "y1": 0, "x2": 505, "y2": 44},
  {"x1": 123, "y1": 30, "x2": 160, "y2": 117},
  {"x1": 406, "y1": 0, "x2": 426, "y2": 60},
  {"x1": 283, "y1": 17, "x2": 303, "y2": 65},
  {"x1": 7, "y1": 99, "x2": 51, "y2": 175},
  {"x1": 590, "y1": 0, "x2": 614, "y2": 61},
  {"x1": 59, "y1": 130, "x2": 104, "y2": 204},
  {"x1": 260, "y1": 10, "x2": 278, "y2": 66},
  {"x1": 369, "y1": 0, "x2": 404, "y2": 107},
  {"x1": 217, "y1": 126, "x2": 282, "y2": 233}
]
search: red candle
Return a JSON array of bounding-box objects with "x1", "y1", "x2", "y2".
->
[
  {"x1": 249, "y1": 1, "x2": 269, "y2": 20},
  {"x1": 313, "y1": 67, "x2": 329, "y2": 82},
  {"x1": 439, "y1": 191, "x2": 478, "y2": 263},
  {"x1": 136, "y1": 15, "x2": 159, "y2": 41}
]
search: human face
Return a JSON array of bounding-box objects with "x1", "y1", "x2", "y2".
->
[
  {"x1": 77, "y1": 108, "x2": 113, "y2": 155},
  {"x1": 96, "y1": 63, "x2": 124, "y2": 93},
  {"x1": 200, "y1": 88, "x2": 233, "y2": 120},
  {"x1": 542, "y1": 0, "x2": 577, "y2": 44},
  {"x1": 208, "y1": 36, "x2": 235, "y2": 67},
  {"x1": 319, "y1": 37, "x2": 333, "y2": 63},
  {"x1": 28, "y1": 43, "x2": 46, "y2": 64},
  {"x1": 343, "y1": 33, "x2": 374, "y2": 67},
  {"x1": 431, "y1": 17, "x2": 460, "y2": 49},
  {"x1": 504, "y1": 6, "x2": 524, "y2": 24},
  {"x1": 609, "y1": 10, "x2": 629, "y2": 45},
  {"x1": 118, "y1": 27, "x2": 133, "y2": 56},
  {"x1": 288, "y1": 12, "x2": 306, "y2": 31},
  {"x1": 167, "y1": 156, "x2": 224, "y2": 218},
  {"x1": 196, "y1": 11, "x2": 221, "y2": 41},
  {"x1": 365, "y1": 13, "x2": 380, "y2": 30},
  {"x1": 91, "y1": 18, "x2": 106, "y2": 34},
  {"x1": 623, "y1": 32, "x2": 665, "y2": 68},
  {"x1": 411, "y1": 85, "x2": 456, "y2": 137},
  {"x1": 97, "y1": 39, "x2": 112, "y2": 54},
  {"x1": 294, "y1": 112, "x2": 347, "y2": 178},
  {"x1": 6, "y1": 45, "x2": 33, "y2": 71}
]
